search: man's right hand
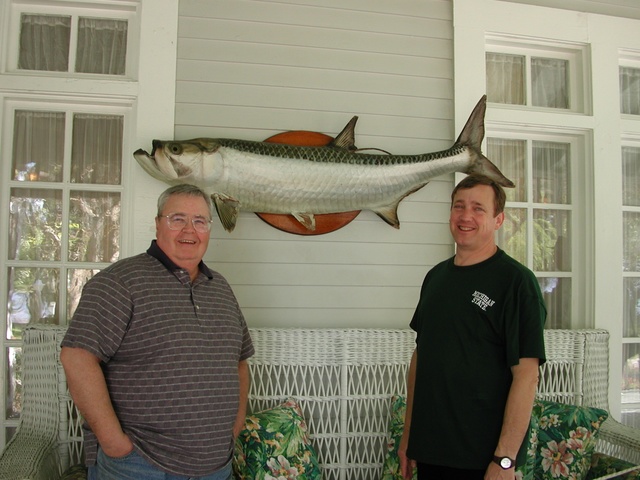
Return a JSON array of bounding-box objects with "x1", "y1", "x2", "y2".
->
[
  {"x1": 398, "y1": 436, "x2": 416, "y2": 479},
  {"x1": 100, "y1": 431, "x2": 134, "y2": 458}
]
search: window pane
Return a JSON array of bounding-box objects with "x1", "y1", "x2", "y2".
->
[
  {"x1": 622, "y1": 344, "x2": 640, "y2": 406},
  {"x1": 71, "y1": 114, "x2": 123, "y2": 184},
  {"x1": 486, "y1": 53, "x2": 526, "y2": 105},
  {"x1": 533, "y1": 209, "x2": 570, "y2": 271},
  {"x1": 69, "y1": 191, "x2": 121, "y2": 263},
  {"x1": 487, "y1": 138, "x2": 527, "y2": 202},
  {"x1": 12, "y1": 111, "x2": 65, "y2": 183},
  {"x1": 67, "y1": 269, "x2": 100, "y2": 319},
  {"x1": 623, "y1": 278, "x2": 640, "y2": 338},
  {"x1": 9, "y1": 188, "x2": 62, "y2": 261},
  {"x1": 623, "y1": 212, "x2": 640, "y2": 272},
  {"x1": 5, "y1": 348, "x2": 21, "y2": 421},
  {"x1": 18, "y1": 14, "x2": 70, "y2": 71},
  {"x1": 620, "y1": 66, "x2": 640, "y2": 115},
  {"x1": 533, "y1": 141, "x2": 570, "y2": 204},
  {"x1": 497, "y1": 207, "x2": 526, "y2": 264},
  {"x1": 76, "y1": 18, "x2": 127, "y2": 75},
  {"x1": 622, "y1": 146, "x2": 640, "y2": 206},
  {"x1": 6, "y1": 267, "x2": 60, "y2": 339},
  {"x1": 531, "y1": 57, "x2": 569, "y2": 109},
  {"x1": 538, "y1": 277, "x2": 571, "y2": 329}
]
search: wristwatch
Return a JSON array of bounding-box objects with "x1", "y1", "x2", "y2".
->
[{"x1": 493, "y1": 455, "x2": 514, "y2": 469}]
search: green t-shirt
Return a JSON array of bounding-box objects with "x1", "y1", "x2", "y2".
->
[{"x1": 407, "y1": 248, "x2": 546, "y2": 469}]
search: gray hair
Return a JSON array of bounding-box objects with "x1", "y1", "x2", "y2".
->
[{"x1": 157, "y1": 184, "x2": 214, "y2": 219}]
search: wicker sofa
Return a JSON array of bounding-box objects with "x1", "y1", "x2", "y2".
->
[{"x1": 0, "y1": 325, "x2": 639, "y2": 480}]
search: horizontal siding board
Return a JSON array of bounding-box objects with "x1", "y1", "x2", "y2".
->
[
  {"x1": 218, "y1": 263, "x2": 436, "y2": 287},
  {"x1": 179, "y1": 0, "x2": 452, "y2": 37},
  {"x1": 232, "y1": 284, "x2": 421, "y2": 309},
  {"x1": 176, "y1": 60, "x2": 454, "y2": 99},
  {"x1": 174, "y1": 104, "x2": 454, "y2": 143},
  {"x1": 205, "y1": 237, "x2": 452, "y2": 266},
  {"x1": 177, "y1": 17, "x2": 453, "y2": 54},
  {"x1": 176, "y1": 38, "x2": 452, "y2": 78},
  {"x1": 175, "y1": 82, "x2": 453, "y2": 120},
  {"x1": 240, "y1": 308, "x2": 417, "y2": 329}
]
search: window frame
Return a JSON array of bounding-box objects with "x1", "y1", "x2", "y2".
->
[{"x1": 3, "y1": 0, "x2": 139, "y2": 79}]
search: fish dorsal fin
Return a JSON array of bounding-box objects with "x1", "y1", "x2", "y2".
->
[
  {"x1": 329, "y1": 116, "x2": 358, "y2": 151},
  {"x1": 212, "y1": 193, "x2": 240, "y2": 233},
  {"x1": 455, "y1": 95, "x2": 486, "y2": 149},
  {"x1": 292, "y1": 212, "x2": 316, "y2": 231}
]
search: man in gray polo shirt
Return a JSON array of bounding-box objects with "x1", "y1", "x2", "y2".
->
[{"x1": 61, "y1": 184, "x2": 254, "y2": 480}]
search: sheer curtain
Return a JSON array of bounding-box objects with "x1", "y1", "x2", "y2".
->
[
  {"x1": 486, "y1": 53, "x2": 569, "y2": 108},
  {"x1": 621, "y1": 67, "x2": 640, "y2": 115},
  {"x1": 486, "y1": 53, "x2": 525, "y2": 105},
  {"x1": 18, "y1": 14, "x2": 127, "y2": 75}
]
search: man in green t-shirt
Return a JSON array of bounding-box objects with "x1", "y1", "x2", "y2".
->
[{"x1": 399, "y1": 174, "x2": 546, "y2": 480}]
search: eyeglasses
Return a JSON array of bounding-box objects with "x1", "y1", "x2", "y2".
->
[{"x1": 161, "y1": 213, "x2": 213, "y2": 233}]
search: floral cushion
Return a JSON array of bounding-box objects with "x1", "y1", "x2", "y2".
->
[
  {"x1": 526, "y1": 399, "x2": 608, "y2": 480},
  {"x1": 381, "y1": 395, "x2": 417, "y2": 480},
  {"x1": 586, "y1": 452, "x2": 640, "y2": 480},
  {"x1": 233, "y1": 398, "x2": 322, "y2": 480},
  {"x1": 60, "y1": 464, "x2": 88, "y2": 480}
]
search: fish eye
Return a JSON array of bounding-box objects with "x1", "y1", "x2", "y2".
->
[{"x1": 168, "y1": 143, "x2": 183, "y2": 155}]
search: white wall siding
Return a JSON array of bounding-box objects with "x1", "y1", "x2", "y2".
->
[{"x1": 174, "y1": 0, "x2": 457, "y2": 328}]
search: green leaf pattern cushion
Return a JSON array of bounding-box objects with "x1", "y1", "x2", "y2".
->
[
  {"x1": 586, "y1": 453, "x2": 640, "y2": 480},
  {"x1": 530, "y1": 399, "x2": 608, "y2": 480},
  {"x1": 233, "y1": 398, "x2": 322, "y2": 480},
  {"x1": 381, "y1": 395, "x2": 417, "y2": 480}
]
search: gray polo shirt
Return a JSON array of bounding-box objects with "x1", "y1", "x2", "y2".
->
[{"x1": 62, "y1": 241, "x2": 254, "y2": 476}]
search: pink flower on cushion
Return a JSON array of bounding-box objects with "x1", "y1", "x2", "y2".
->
[
  {"x1": 567, "y1": 426, "x2": 591, "y2": 451},
  {"x1": 265, "y1": 455, "x2": 299, "y2": 480},
  {"x1": 541, "y1": 440, "x2": 574, "y2": 477}
]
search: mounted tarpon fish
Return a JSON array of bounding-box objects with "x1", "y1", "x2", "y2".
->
[{"x1": 134, "y1": 95, "x2": 514, "y2": 233}]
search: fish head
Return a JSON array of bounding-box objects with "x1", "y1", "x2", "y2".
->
[{"x1": 133, "y1": 138, "x2": 222, "y2": 185}]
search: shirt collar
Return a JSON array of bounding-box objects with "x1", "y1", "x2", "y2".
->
[{"x1": 146, "y1": 240, "x2": 214, "y2": 279}]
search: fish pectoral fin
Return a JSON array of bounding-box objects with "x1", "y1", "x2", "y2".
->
[
  {"x1": 374, "y1": 204, "x2": 401, "y2": 229},
  {"x1": 292, "y1": 212, "x2": 316, "y2": 231},
  {"x1": 212, "y1": 193, "x2": 240, "y2": 233}
]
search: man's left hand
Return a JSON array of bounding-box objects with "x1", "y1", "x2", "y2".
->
[{"x1": 485, "y1": 462, "x2": 516, "y2": 480}]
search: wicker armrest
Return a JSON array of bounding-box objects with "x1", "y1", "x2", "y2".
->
[
  {"x1": 596, "y1": 416, "x2": 640, "y2": 466},
  {"x1": 0, "y1": 432, "x2": 60, "y2": 480}
]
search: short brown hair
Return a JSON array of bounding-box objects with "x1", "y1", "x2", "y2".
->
[{"x1": 451, "y1": 174, "x2": 506, "y2": 216}]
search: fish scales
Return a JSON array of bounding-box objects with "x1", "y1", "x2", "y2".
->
[{"x1": 215, "y1": 138, "x2": 467, "y2": 166}]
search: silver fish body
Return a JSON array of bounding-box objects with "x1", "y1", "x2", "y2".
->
[{"x1": 134, "y1": 96, "x2": 513, "y2": 232}]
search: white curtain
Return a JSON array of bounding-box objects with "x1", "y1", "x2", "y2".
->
[
  {"x1": 486, "y1": 53, "x2": 569, "y2": 108},
  {"x1": 621, "y1": 67, "x2": 640, "y2": 115},
  {"x1": 486, "y1": 53, "x2": 525, "y2": 105},
  {"x1": 18, "y1": 14, "x2": 127, "y2": 75}
]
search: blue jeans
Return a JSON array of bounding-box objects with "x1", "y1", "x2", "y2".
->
[{"x1": 88, "y1": 448, "x2": 232, "y2": 480}]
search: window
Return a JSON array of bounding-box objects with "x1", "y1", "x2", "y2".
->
[
  {"x1": 621, "y1": 67, "x2": 640, "y2": 116},
  {"x1": 485, "y1": 35, "x2": 590, "y2": 114},
  {"x1": 622, "y1": 143, "x2": 640, "y2": 428},
  {"x1": 6, "y1": 1, "x2": 136, "y2": 77},
  {"x1": 1, "y1": 0, "x2": 139, "y2": 446},
  {"x1": 489, "y1": 133, "x2": 584, "y2": 329}
]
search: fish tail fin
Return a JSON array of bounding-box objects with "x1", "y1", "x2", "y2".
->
[
  {"x1": 455, "y1": 95, "x2": 486, "y2": 149},
  {"x1": 456, "y1": 95, "x2": 515, "y2": 188}
]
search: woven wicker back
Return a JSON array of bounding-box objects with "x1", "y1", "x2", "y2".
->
[{"x1": 538, "y1": 329, "x2": 610, "y2": 410}]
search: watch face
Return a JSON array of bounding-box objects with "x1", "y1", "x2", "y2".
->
[{"x1": 500, "y1": 457, "x2": 513, "y2": 469}]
